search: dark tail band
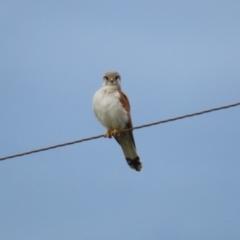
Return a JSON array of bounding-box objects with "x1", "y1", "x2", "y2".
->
[{"x1": 126, "y1": 156, "x2": 142, "y2": 171}]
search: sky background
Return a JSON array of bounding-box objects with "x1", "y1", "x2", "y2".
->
[{"x1": 1, "y1": 1, "x2": 240, "y2": 239}]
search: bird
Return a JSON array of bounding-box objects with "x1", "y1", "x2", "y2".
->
[{"x1": 93, "y1": 71, "x2": 142, "y2": 171}]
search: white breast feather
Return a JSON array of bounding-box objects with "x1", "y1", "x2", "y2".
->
[{"x1": 93, "y1": 86, "x2": 128, "y2": 130}]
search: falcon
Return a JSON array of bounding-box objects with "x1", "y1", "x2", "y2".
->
[{"x1": 93, "y1": 71, "x2": 142, "y2": 171}]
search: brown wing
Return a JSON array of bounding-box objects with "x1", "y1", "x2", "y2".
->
[
  {"x1": 116, "y1": 90, "x2": 135, "y2": 148},
  {"x1": 113, "y1": 90, "x2": 142, "y2": 171}
]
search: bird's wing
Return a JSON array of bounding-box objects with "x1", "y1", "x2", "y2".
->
[{"x1": 114, "y1": 90, "x2": 142, "y2": 171}]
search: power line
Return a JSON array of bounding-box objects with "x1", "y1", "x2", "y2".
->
[{"x1": 1, "y1": 102, "x2": 240, "y2": 161}]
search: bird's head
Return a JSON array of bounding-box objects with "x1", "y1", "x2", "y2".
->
[{"x1": 102, "y1": 71, "x2": 121, "y2": 89}]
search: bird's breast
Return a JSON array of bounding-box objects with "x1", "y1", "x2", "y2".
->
[{"x1": 93, "y1": 87, "x2": 128, "y2": 130}]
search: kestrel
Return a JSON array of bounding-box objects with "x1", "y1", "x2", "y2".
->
[{"x1": 93, "y1": 71, "x2": 142, "y2": 171}]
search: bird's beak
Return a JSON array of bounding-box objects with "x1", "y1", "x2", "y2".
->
[{"x1": 109, "y1": 78, "x2": 114, "y2": 82}]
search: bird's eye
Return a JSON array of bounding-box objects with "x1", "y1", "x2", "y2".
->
[
  {"x1": 115, "y1": 75, "x2": 119, "y2": 80},
  {"x1": 104, "y1": 76, "x2": 109, "y2": 81}
]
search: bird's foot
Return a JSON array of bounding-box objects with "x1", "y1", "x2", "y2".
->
[
  {"x1": 111, "y1": 129, "x2": 120, "y2": 137},
  {"x1": 104, "y1": 130, "x2": 112, "y2": 138}
]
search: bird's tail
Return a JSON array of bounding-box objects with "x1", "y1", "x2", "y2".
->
[
  {"x1": 125, "y1": 156, "x2": 142, "y2": 171},
  {"x1": 114, "y1": 131, "x2": 142, "y2": 171}
]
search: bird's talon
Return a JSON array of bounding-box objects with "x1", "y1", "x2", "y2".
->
[
  {"x1": 111, "y1": 129, "x2": 120, "y2": 137},
  {"x1": 104, "y1": 130, "x2": 112, "y2": 138}
]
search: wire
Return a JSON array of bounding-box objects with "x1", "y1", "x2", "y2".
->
[{"x1": 1, "y1": 102, "x2": 240, "y2": 161}]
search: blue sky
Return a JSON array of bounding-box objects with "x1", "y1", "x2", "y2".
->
[{"x1": 1, "y1": 1, "x2": 240, "y2": 239}]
